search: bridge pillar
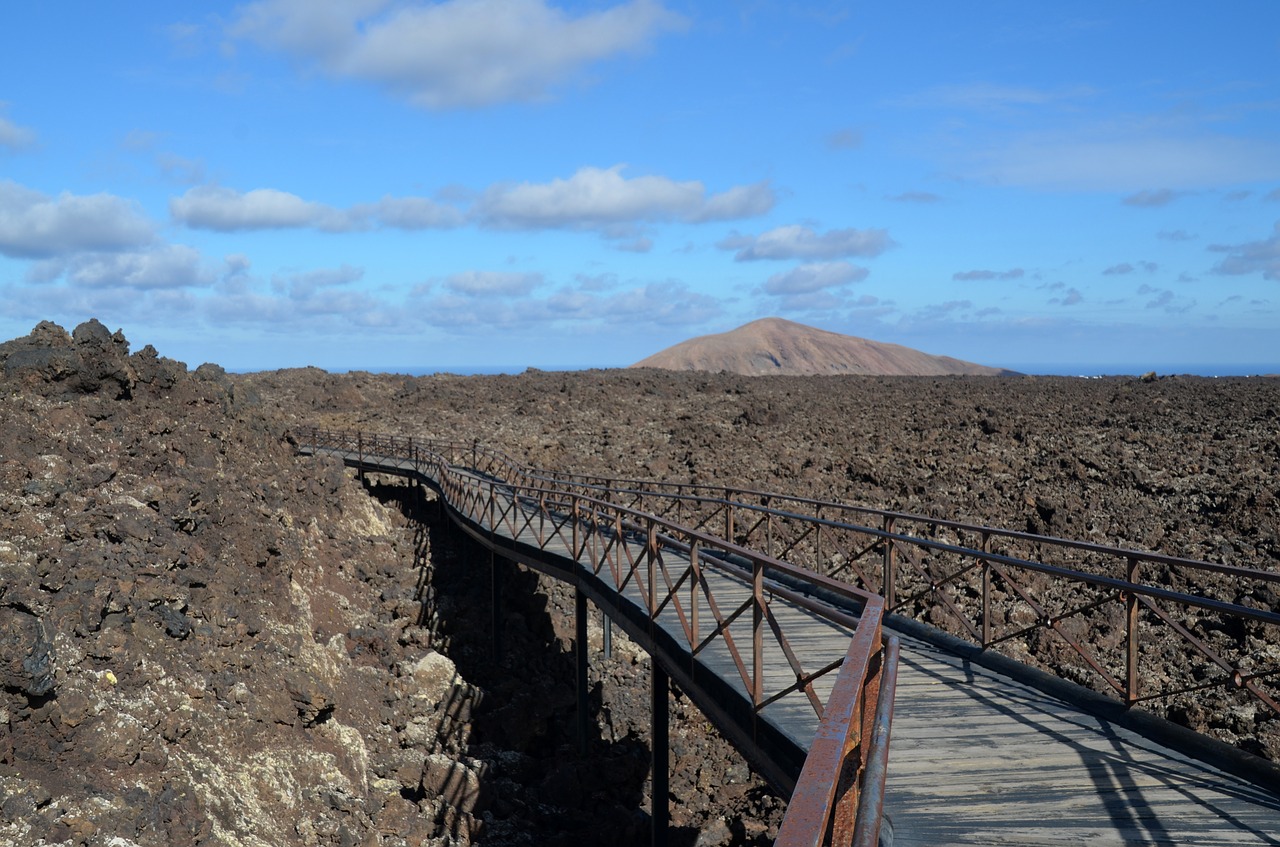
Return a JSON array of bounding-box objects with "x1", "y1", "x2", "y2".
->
[
  {"x1": 575, "y1": 585, "x2": 589, "y2": 757},
  {"x1": 651, "y1": 660, "x2": 669, "y2": 847},
  {"x1": 490, "y1": 549, "x2": 502, "y2": 661}
]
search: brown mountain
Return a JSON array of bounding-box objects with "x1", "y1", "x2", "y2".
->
[{"x1": 630, "y1": 317, "x2": 1016, "y2": 376}]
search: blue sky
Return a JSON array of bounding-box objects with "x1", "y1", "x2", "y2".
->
[{"x1": 2, "y1": 1, "x2": 1279, "y2": 373}]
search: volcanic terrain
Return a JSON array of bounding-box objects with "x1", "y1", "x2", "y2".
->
[{"x1": 1, "y1": 320, "x2": 1276, "y2": 847}]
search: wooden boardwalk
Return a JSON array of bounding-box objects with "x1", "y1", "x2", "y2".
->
[
  {"x1": 886, "y1": 634, "x2": 1280, "y2": 846},
  {"x1": 305, "y1": 446, "x2": 1280, "y2": 845}
]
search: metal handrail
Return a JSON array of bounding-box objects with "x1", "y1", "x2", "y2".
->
[
  {"x1": 294, "y1": 427, "x2": 896, "y2": 844},
  {"x1": 294, "y1": 426, "x2": 1280, "y2": 842},
  {"x1": 333, "y1": 428, "x2": 1279, "y2": 721}
]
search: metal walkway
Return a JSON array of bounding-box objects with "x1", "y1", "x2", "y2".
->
[{"x1": 295, "y1": 432, "x2": 1280, "y2": 846}]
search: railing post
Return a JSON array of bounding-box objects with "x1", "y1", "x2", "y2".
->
[
  {"x1": 816, "y1": 505, "x2": 823, "y2": 573},
  {"x1": 1126, "y1": 556, "x2": 1140, "y2": 706},
  {"x1": 572, "y1": 495, "x2": 580, "y2": 561},
  {"x1": 765, "y1": 497, "x2": 773, "y2": 558},
  {"x1": 647, "y1": 519, "x2": 658, "y2": 617},
  {"x1": 651, "y1": 660, "x2": 669, "y2": 847},
  {"x1": 576, "y1": 586, "x2": 589, "y2": 757},
  {"x1": 752, "y1": 558, "x2": 764, "y2": 709},
  {"x1": 882, "y1": 516, "x2": 896, "y2": 609},
  {"x1": 689, "y1": 541, "x2": 700, "y2": 651},
  {"x1": 357, "y1": 431, "x2": 364, "y2": 482},
  {"x1": 725, "y1": 501, "x2": 735, "y2": 544},
  {"x1": 981, "y1": 532, "x2": 992, "y2": 647}
]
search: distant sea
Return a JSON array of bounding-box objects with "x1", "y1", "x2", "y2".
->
[
  {"x1": 1001, "y1": 363, "x2": 1280, "y2": 378},
  {"x1": 296, "y1": 363, "x2": 1280, "y2": 378}
]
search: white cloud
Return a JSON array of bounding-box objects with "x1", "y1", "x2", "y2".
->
[
  {"x1": 476, "y1": 165, "x2": 774, "y2": 230},
  {"x1": 49, "y1": 246, "x2": 214, "y2": 290},
  {"x1": 170, "y1": 185, "x2": 353, "y2": 232},
  {"x1": 172, "y1": 185, "x2": 463, "y2": 232},
  {"x1": 231, "y1": 0, "x2": 686, "y2": 109},
  {"x1": 0, "y1": 180, "x2": 155, "y2": 258},
  {"x1": 763, "y1": 261, "x2": 869, "y2": 295},
  {"x1": 444, "y1": 270, "x2": 543, "y2": 297},
  {"x1": 1209, "y1": 222, "x2": 1280, "y2": 281},
  {"x1": 720, "y1": 224, "x2": 893, "y2": 261},
  {"x1": 0, "y1": 112, "x2": 36, "y2": 151},
  {"x1": 694, "y1": 183, "x2": 776, "y2": 222},
  {"x1": 355, "y1": 195, "x2": 464, "y2": 229}
]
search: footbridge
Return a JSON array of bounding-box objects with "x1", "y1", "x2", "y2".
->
[{"x1": 295, "y1": 428, "x2": 1280, "y2": 846}]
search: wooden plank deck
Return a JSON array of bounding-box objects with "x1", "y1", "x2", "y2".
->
[
  {"x1": 884, "y1": 634, "x2": 1280, "y2": 846},
  {"x1": 308, "y1": 447, "x2": 1280, "y2": 845}
]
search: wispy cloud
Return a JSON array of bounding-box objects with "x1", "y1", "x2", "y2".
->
[
  {"x1": 762, "y1": 261, "x2": 869, "y2": 295},
  {"x1": 1209, "y1": 222, "x2": 1280, "y2": 281},
  {"x1": 1051, "y1": 287, "x2": 1083, "y2": 306},
  {"x1": 953, "y1": 268, "x2": 1023, "y2": 281},
  {"x1": 273, "y1": 264, "x2": 364, "y2": 297},
  {"x1": 352, "y1": 196, "x2": 465, "y2": 230},
  {"x1": 442, "y1": 270, "x2": 543, "y2": 297},
  {"x1": 885, "y1": 191, "x2": 941, "y2": 204},
  {"x1": 1123, "y1": 189, "x2": 1183, "y2": 208},
  {"x1": 0, "y1": 108, "x2": 36, "y2": 151},
  {"x1": 1102, "y1": 261, "x2": 1157, "y2": 275},
  {"x1": 230, "y1": 0, "x2": 687, "y2": 109},
  {"x1": 826, "y1": 128, "x2": 862, "y2": 150},
  {"x1": 972, "y1": 134, "x2": 1280, "y2": 192},
  {"x1": 719, "y1": 224, "x2": 893, "y2": 261},
  {"x1": 899, "y1": 82, "x2": 1092, "y2": 111}
]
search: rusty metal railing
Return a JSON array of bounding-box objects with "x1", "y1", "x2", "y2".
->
[
  {"x1": 295, "y1": 427, "x2": 897, "y2": 845},
  {"x1": 295, "y1": 425, "x2": 1280, "y2": 840},
  {"x1": 435, "y1": 452, "x2": 1280, "y2": 738}
]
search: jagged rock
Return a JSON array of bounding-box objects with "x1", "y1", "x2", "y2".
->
[{"x1": 0, "y1": 608, "x2": 55, "y2": 696}]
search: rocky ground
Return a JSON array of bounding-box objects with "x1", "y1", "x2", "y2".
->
[
  {"x1": 245, "y1": 364, "x2": 1280, "y2": 763},
  {"x1": 1, "y1": 322, "x2": 1276, "y2": 846}
]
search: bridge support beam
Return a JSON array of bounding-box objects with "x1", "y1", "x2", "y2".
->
[
  {"x1": 490, "y1": 549, "x2": 502, "y2": 661},
  {"x1": 651, "y1": 661, "x2": 669, "y2": 847},
  {"x1": 576, "y1": 585, "x2": 589, "y2": 757}
]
